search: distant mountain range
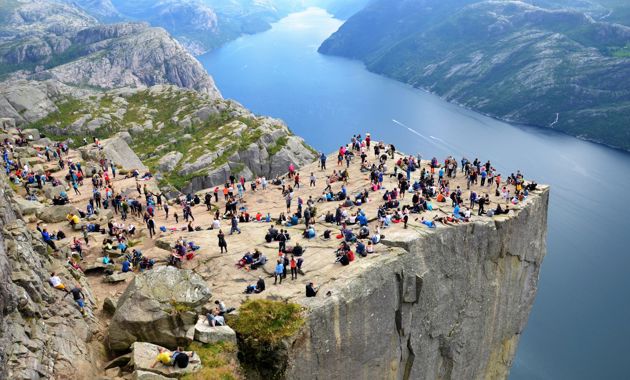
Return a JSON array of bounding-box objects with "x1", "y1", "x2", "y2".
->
[
  {"x1": 319, "y1": 0, "x2": 630, "y2": 151},
  {"x1": 46, "y1": 0, "x2": 370, "y2": 55}
]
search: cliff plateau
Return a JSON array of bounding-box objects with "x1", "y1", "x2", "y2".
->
[{"x1": 290, "y1": 187, "x2": 549, "y2": 379}]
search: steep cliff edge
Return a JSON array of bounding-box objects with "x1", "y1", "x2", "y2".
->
[
  {"x1": 287, "y1": 187, "x2": 549, "y2": 379},
  {"x1": 0, "y1": 177, "x2": 103, "y2": 380}
]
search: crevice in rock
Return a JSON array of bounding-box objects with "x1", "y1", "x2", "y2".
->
[
  {"x1": 402, "y1": 335, "x2": 415, "y2": 380},
  {"x1": 438, "y1": 335, "x2": 454, "y2": 380}
]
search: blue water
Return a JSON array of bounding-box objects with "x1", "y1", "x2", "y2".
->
[{"x1": 199, "y1": 8, "x2": 630, "y2": 379}]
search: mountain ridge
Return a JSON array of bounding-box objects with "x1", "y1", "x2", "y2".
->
[{"x1": 319, "y1": 0, "x2": 630, "y2": 151}]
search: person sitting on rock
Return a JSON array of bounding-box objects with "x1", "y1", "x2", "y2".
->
[
  {"x1": 206, "y1": 308, "x2": 225, "y2": 327},
  {"x1": 66, "y1": 213, "x2": 80, "y2": 227},
  {"x1": 250, "y1": 251, "x2": 267, "y2": 270},
  {"x1": 356, "y1": 240, "x2": 367, "y2": 257},
  {"x1": 246, "y1": 276, "x2": 266, "y2": 293},
  {"x1": 49, "y1": 272, "x2": 67, "y2": 291},
  {"x1": 120, "y1": 254, "x2": 133, "y2": 272},
  {"x1": 215, "y1": 300, "x2": 236, "y2": 316},
  {"x1": 151, "y1": 347, "x2": 194, "y2": 369},
  {"x1": 302, "y1": 226, "x2": 316, "y2": 239},
  {"x1": 306, "y1": 282, "x2": 319, "y2": 297}
]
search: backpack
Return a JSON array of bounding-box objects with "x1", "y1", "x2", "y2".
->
[{"x1": 173, "y1": 352, "x2": 189, "y2": 368}]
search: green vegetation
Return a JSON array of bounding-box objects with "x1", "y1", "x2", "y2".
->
[
  {"x1": 183, "y1": 341, "x2": 240, "y2": 380},
  {"x1": 267, "y1": 136, "x2": 288, "y2": 156},
  {"x1": 610, "y1": 44, "x2": 630, "y2": 58},
  {"x1": 231, "y1": 299, "x2": 304, "y2": 346},
  {"x1": 168, "y1": 300, "x2": 194, "y2": 314},
  {"x1": 24, "y1": 87, "x2": 300, "y2": 188}
]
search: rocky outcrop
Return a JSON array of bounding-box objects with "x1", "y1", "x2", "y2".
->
[
  {"x1": 108, "y1": 266, "x2": 212, "y2": 351},
  {"x1": 281, "y1": 187, "x2": 549, "y2": 380},
  {"x1": 36, "y1": 204, "x2": 78, "y2": 223},
  {"x1": 0, "y1": 80, "x2": 79, "y2": 126},
  {"x1": 1, "y1": 1, "x2": 221, "y2": 98},
  {"x1": 179, "y1": 116, "x2": 317, "y2": 194},
  {"x1": 130, "y1": 342, "x2": 202, "y2": 378},
  {"x1": 42, "y1": 23, "x2": 221, "y2": 97},
  {"x1": 0, "y1": 176, "x2": 101, "y2": 379},
  {"x1": 80, "y1": 133, "x2": 147, "y2": 171},
  {"x1": 194, "y1": 318, "x2": 237, "y2": 345}
]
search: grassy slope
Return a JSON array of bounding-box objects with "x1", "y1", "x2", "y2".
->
[{"x1": 25, "y1": 88, "x2": 290, "y2": 189}]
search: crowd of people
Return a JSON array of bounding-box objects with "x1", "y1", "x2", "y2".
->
[{"x1": 3, "y1": 126, "x2": 538, "y2": 347}]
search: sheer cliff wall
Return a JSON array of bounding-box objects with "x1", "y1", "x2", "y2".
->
[
  {"x1": 0, "y1": 178, "x2": 101, "y2": 380},
  {"x1": 288, "y1": 186, "x2": 549, "y2": 380}
]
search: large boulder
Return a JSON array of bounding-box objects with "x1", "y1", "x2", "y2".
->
[
  {"x1": 43, "y1": 183, "x2": 67, "y2": 200},
  {"x1": 104, "y1": 271, "x2": 134, "y2": 283},
  {"x1": 108, "y1": 266, "x2": 212, "y2": 351},
  {"x1": 193, "y1": 317, "x2": 237, "y2": 345},
  {"x1": 129, "y1": 342, "x2": 201, "y2": 378},
  {"x1": 36, "y1": 204, "x2": 77, "y2": 223},
  {"x1": 14, "y1": 197, "x2": 45, "y2": 216},
  {"x1": 158, "y1": 151, "x2": 183, "y2": 173},
  {"x1": 80, "y1": 133, "x2": 147, "y2": 171}
]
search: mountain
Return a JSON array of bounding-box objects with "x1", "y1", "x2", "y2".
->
[
  {"x1": 319, "y1": 0, "x2": 630, "y2": 151},
  {"x1": 0, "y1": 0, "x2": 313, "y2": 193},
  {"x1": 0, "y1": 0, "x2": 220, "y2": 96}
]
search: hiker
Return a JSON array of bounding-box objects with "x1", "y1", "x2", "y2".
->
[
  {"x1": 217, "y1": 230, "x2": 227, "y2": 253},
  {"x1": 151, "y1": 347, "x2": 194, "y2": 369},
  {"x1": 64, "y1": 284, "x2": 87, "y2": 316},
  {"x1": 274, "y1": 259, "x2": 284, "y2": 285},
  {"x1": 41, "y1": 228, "x2": 58, "y2": 252},
  {"x1": 206, "y1": 308, "x2": 225, "y2": 327},
  {"x1": 306, "y1": 282, "x2": 319, "y2": 297},
  {"x1": 215, "y1": 300, "x2": 235, "y2": 316},
  {"x1": 147, "y1": 217, "x2": 156, "y2": 238},
  {"x1": 290, "y1": 255, "x2": 298, "y2": 279},
  {"x1": 230, "y1": 215, "x2": 241, "y2": 235},
  {"x1": 49, "y1": 273, "x2": 67, "y2": 291}
]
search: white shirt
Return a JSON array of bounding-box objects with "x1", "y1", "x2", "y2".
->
[
  {"x1": 212, "y1": 220, "x2": 221, "y2": 229},
  {"x1": 50, "y1": 276, "x2": 62, "y2": 287}
]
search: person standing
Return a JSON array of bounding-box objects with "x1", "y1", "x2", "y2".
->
[
  {"x1": 309, "y1": 172, "x2": 316, "y2": 187},
  {"x1": 217, "y1": 230, "x2": 227, "y2": 253},
  {"x1": 147, "y1": 217, "x2": 156, "y2": 238},
  {"x1": 230, "y1": 215, "x2": 241, "y2": 235},
  {"x1": 290, "y1": 255, "x2": 298, "y2": 280},
  {"x1": 274, "y1": 260, "x2": 284, "y2": 285},
  {"x1": 320, "y1": 152, "x2": 327, "y2": 170}
]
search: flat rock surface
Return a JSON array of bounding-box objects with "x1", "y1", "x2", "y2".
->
[{"x1": 130, "y1": 342, "x2": 201, "y2": 378}]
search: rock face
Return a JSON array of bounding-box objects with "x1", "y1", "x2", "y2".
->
[
  {"x1": 80, "y1": 134, "x2": 148, "y2": 171},
  {"x1": 0, "y1": 1, "x2": 221, "y2": 98},
  {"x1": 179, "y1": 115, "x2": 317, "y2": 194},
  {"x1": 36, "y1": 204, "x2": 77, "y2": 223},
  {"x1": 0, "y1": 80, "x2": 75, "y2": 126},
  {"x1": 44, "y1": 23, "x2": 221, "y2": 97},
  {"x1": 108, "y1": 266, "x2": 212, "y2": 351},
  {"x1": 283, "y1": 187, "x2": 550, "y2": 380},
  {"x1": 0, "y1": 176, "x2": 100, "y2": 379}
]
